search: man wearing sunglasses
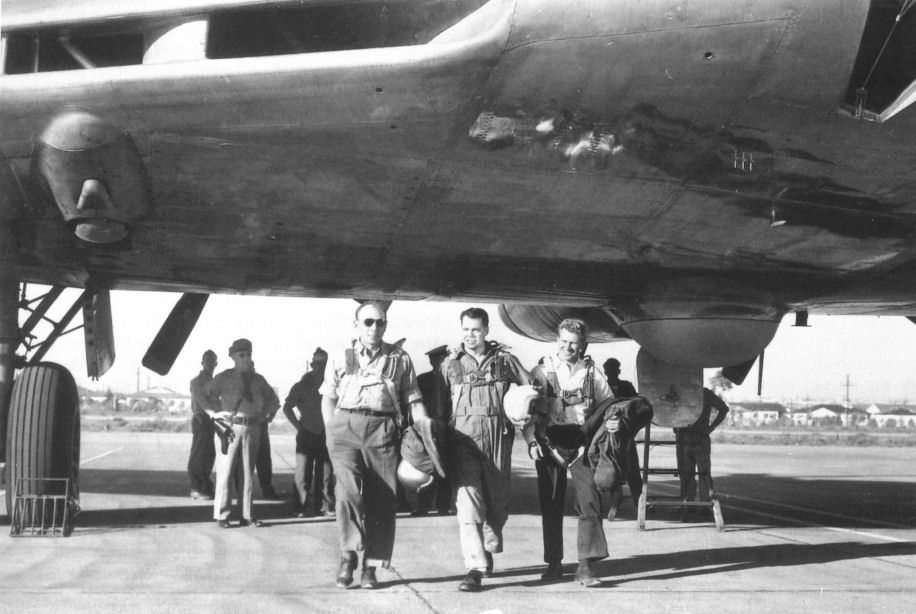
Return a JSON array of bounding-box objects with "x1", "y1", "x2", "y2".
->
[
  {"x1": 439, "y1": 307, "x2": 530, "y2": 592},
  {"x1": 205, "y1": 338, "x2": 280, "y2": 529},
  {"x1": 320, "y1": 301, "x2": 432, "y2": 590}
]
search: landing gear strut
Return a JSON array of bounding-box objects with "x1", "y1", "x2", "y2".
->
[{"x1": 1, "y1": 280, "x2": 82, "y2": 525}]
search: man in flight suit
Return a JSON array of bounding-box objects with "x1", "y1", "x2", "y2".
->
[
  {"x1": 439, "y1": 307, "x2": 529, "y2": 592},
  {"x1": 320, "y1": 301, "x2": 433, "y2": 590},
  {"x1": 188, "y1": 349, "x2": 218, "y2": 500},
  {"x1": 205, "y1": 338, "x2": 280, "y2": 528},
  {"x1": 527, "y1": 319, "x2": 613, "y2": 587}
]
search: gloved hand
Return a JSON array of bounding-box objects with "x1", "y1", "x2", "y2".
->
[{"x1": 605, "y1": 415, "x2": 621, "y2": 433}]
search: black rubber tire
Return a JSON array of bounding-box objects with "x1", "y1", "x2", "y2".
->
[{"x1": 4, "y1": 363, "x2": 80, "y2": 523}]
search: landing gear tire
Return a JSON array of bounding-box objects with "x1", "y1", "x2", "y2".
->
[{"x1": 4, "y1": 363, "x2": 80, "y2": 533}]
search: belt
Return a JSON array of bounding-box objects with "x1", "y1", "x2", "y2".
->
[
  {"x1": 454, "y1": 405, "x2": 501, "y2": 417},
  {"x1": 338, "y1": 407, "x2": 395, "y2": 417},
  {"x1": 228, "y1": 415, "x2": 261, "y2": 426}
]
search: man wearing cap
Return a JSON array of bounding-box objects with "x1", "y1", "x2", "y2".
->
[
  {"x1": 283, "y1": 347, "x2": 335, "y2": 517},
  {"x1": 320, "y1": 301, "x2": 433, "y2": 589},
  {"x1": 205, "y1": 338, "x2": 280, "y2": 528},
  {"x1": 413, "y1": 344, "x2": 451, "y2": 516},
  {"x1": 439, "y1": 307, "x2": 530, "y2": 592},
  {"x1": 188, "y1": 349, "x2": 218, "y2": 500},
  {"x1": 527, "y1": 318, "x2": 613, "y2": 587}
]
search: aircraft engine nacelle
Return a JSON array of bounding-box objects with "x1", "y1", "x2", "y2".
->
[
  {"x1": 618, "y1": 300, "x2": 784, "y2": 368},
  {"x1": 32, "y1": 110, "x2": 152, "y2": 244},
  {"x1": 500, "y1": 301, "x2": 783, "y2": 368},
  {"x1": 497, "y1": 304, "x2": 630, "y2": 343}
]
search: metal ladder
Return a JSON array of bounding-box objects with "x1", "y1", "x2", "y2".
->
[{"x1": 635, "y1": 423, "x2": 724, "y2": 531}]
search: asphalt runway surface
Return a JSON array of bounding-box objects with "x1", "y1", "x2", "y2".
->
[{"x1": 1, "y1": 432, "x2": 914, "y2": 614}]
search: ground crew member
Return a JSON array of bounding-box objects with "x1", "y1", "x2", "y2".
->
[
  {"x1": 205, "y1": 339, "x2": 280, "y2": 528},
  {"x1": 414, "y1": 344, "x2": 452, "y2": 516},
  {"x1": 602, "y1": 357, "x2": 642, "y2": 518},
  {"x1": 188, "y1": 349, "x2": 217, "y2": 500},
  {"x1": 675, "y1": 387, "x2": 729, "y2": 505},
  {"x1": 282, "y1": 347, "x2": 335, "y2": 517},
  {"x1": 320, "y1": 301, "x2": 432, "y2": 590},
  {"x1": 527, "y1": 319, "x2": 613, "y2": 587},
  {"x1": 439, "y1": 307, "x2": 529, "y2": 592}
]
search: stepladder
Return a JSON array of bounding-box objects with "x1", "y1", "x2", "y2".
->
[{"x1": 635, "y1": 422, "x2": 725, "y2": 530}]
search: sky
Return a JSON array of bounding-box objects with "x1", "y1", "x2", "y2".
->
[{"x1": 32, "y1": 288, "x2": 916, "y2": 406}]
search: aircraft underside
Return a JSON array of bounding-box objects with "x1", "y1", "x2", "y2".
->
[{"x1": 2, "y1": 0, "x2": 916, "y2": 520}]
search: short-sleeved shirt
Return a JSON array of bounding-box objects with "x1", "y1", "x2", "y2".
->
[
  {"x1": 611, "y1": 378, "x2": 637, "y2": 398},
  {"x1": 205, "y1": 368, "x2": 280, "y2": 419},
  {"x1": 284, "y1": 370, "x2": 325, "y2": 435},
  {"x1": 319, "y1": 340, "x2": 422, "y2": 415},
  {"x1": 530, "y1": 354, "x2": 612, "y2": 425}
]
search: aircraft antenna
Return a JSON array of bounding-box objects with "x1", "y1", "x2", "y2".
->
[{"x1": 860, "y1": 0, "x2": 916, "y2": 93}]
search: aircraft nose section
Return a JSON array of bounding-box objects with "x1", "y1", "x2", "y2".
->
[{"x1": 32, "y1": 110, "x2": 151, "y2": 244}]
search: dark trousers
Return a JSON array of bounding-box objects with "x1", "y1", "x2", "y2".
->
[
  {"x1": 570, "y1": 460, "x2": 609, "y2": 561},
  {"x1": 676, "y1": 438, "x2": 712, "y2": 501},
  {"x1": 256, "y1": 422, "x2": 273, "y2": 494},
  {"x1": 327, "y1": 411, "x2": 399, "y2": 567},
  {"x1": 294, "y1": 430, "x2": 334, "y2": 514},
  {"x1": 535, "y1": 458, "x2": 566, "y2": 564},
  {"x1": 188, "y1": 413, "x2": 215, "y2": 494},
  {"x1": 416, "y1": 475, "x2": 452, "y2": 514}
]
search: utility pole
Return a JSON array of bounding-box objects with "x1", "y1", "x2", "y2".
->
[
  {"x1": 136, "y1": 367, "x2": 140, "y2": 394},
  {"x1": 844, "y1": 374, "x2": 853, "y2": 427}
]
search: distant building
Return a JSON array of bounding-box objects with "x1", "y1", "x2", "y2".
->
[
  {"x1": 730, "y1": 401, "x2": 786, "y2": 426},
  {"x1": 120, "y1": 387, "x2": 190, "y2": 413}
]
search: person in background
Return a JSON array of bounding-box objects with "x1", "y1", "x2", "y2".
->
[{"x1": 282, "y1": 348, "x2": 335, "y2": 517}]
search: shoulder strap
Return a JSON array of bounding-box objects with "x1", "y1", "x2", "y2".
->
[{"x1": 345, "y1": 347, "x2": 358, "y2": 375}]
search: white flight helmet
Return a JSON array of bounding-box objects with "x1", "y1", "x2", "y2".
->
[
  {"x1": 397, "y1": 459, "x2": 435, "y2": 492},
  {"x1": 503, "y1": 384, "x2": 541, "y2": 427}
]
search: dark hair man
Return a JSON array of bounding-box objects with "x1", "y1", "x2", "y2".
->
[
  {"x1": 439, "y1": 307, "x2": 530, "y2": 592},
  {"x1": 413, "y1": 344, "x2": 452, "y2": 516},
  {"x1": 283, "y1": 347, "x2": 334, "y2": 517},
  {"x1": 320, "y1": 302, "x2": 433, "y2": 589},
  {"x1": 526, "y1": 318, "x2": 614, "y2": 587},
  {"x1": 188, "y1": 349, "x2": 218, "y2": 500},
  {"x1": 204, "y1": 339, "x2": 280, "y2": 528},
  {"x1": 602, "y1": 357, "x2": 642, "y2": 518}
]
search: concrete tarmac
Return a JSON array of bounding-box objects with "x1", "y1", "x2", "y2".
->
[{"x1": 1, "y1": 432, "x2": 914, "y2": 614}]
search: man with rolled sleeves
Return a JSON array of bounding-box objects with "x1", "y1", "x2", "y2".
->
[
  {"x1": 526, "y1": 318, "x2": 613, "y2": 587},
  {"x1": 321, "y1": 301, "x2": 433, "y2": 590},
  {"x1": 439, "y1": 307, "x2": 529, "y2": 592},
  {"x1": 188, "y1": 349, "x2": 218, "y2": 500},
  {"x1": 205, "y1": 338, "x2": 280, "y2": 528}
]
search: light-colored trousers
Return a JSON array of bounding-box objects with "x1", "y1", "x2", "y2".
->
[{"x1": 213, "y1": 423, "x2": 261, "y2": 520}]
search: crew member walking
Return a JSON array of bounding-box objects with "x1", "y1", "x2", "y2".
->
[
  {"x1": 528, "y1": 319, "x2": 613, "y2": 586},
  {"x1": 320, "y1": 302, "x2": 432, "y2": 589},
  {"x1": 439, "y1": 307, "x2": 529, "y2": 592}
]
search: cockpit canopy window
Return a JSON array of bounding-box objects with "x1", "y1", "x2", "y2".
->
[
  {"x1": 2, "y1": 0, "x2": 488, "y2": 74},
  {"x1": 4, "y1": 29, "x2": 144, "y2": 74},
  {"x1": 206, "y1": 1, "x2": 487, "y2": 58}
]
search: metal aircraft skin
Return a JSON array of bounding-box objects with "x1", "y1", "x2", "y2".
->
[{"x1": 3, "y1": 0, "x2": 916, "y2": 368}]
